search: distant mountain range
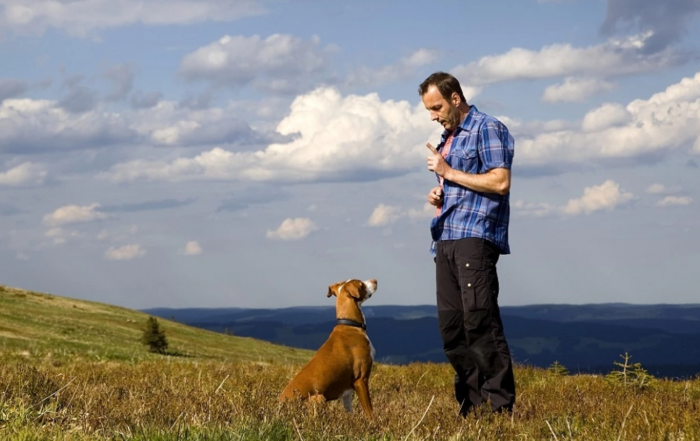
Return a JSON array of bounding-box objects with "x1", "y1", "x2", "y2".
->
[{"x1": 144, "y1": 303, "x2": 700, "y2": 378}]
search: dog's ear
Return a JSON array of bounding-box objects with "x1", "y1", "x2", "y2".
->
[
  {"x1": 327, "y1": 282, "x2": 341, "y2": 298},
  {"x1": 346, "y1": 281, "x2": 362, "y2": 299},
  {"x1": 343, "y1": 280, "x2": 365, "y2": 299}
]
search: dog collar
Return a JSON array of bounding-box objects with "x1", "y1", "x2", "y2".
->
[{"x1": 336, "y1": 318, "x2": 367, "y2": 330}]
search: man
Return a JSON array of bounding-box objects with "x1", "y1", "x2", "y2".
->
[{"x1": 419, "y1": 72, "x2": 516, "y2": 415}]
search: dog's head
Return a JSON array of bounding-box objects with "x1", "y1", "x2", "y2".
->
[{"x1": 327, "y1": 279, "x2": 377, "y2": 303}]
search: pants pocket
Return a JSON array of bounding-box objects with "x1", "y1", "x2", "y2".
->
[
  {"x1": 457, "y1": 259, "x2": 491, "y2": 312},
  {"x1": 460, "y1": 274, "x2": 491, "y2": 312}
]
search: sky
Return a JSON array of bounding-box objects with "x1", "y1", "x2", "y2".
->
[{"x1": 1, "y1": 0, "x2": 699, "y2": 309}]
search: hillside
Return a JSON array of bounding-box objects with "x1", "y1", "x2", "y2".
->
[{"x1": 0, "y1": 284, "x2": 312, "y2": 364}]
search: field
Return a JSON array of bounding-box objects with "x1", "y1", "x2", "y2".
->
[{"x1": 2, "y1": 284, "x2": 700, "y2": 440}]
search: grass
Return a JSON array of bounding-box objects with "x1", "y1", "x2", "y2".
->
[
  {"x1": 2, "y1": 284, "x2": 700, "y2": 440},
  {"x1": 1, "y1": 361, "x2": 699, "y2": 440},
  {"x1": 0, "y1": 284, "x2": 312, "y2": 364}
]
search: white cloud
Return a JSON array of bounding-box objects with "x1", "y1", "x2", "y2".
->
[
  {"x1": 512, "y1": 200, "x2": 558, "y2": 218},
  {"x1": 103, "y1": 87, "x2": 439, "y2": 183},
  {"x1": 266, "y1": 218, "x2": 317, "y2": 240},
  {"x1": 44, "y1": 227, "x2": 80, "y2": 245},
  {"x1": 0, "y1": 98, "x2": 275, "y2": 154},
  {"x1": 367, "y1": 204, "x2": 402, "y2": 227},
  {"x1": 515, "y1": 71, "x2": 700, "y2": 170},
  {"x1": 179, "y1": 34, "x2": 330, "y2": 92},
  {"x1": 561, "y1": 180, "x2": 634, "y2": 216},
  {"x1": 580, "y1": 103, "x2": 633, "y2": 132},
  {"x1": 43, "y1": 203, "x2": 109, "y2": 226},
  {"x1": 0, "y1": 0, "x2": 267, "y2": 37},
  {"x1": 45, "y1": 227, "x2": 66, "y2": 245},
  {"x1": 0, "y1": 99, "x2": 134, "y2": 153},
  {"x1": 103, "y1": 71, "x2": 700, "y2": 184},
  {"x1": 542, "y1": 77, "x2": 615, "y2": 103},
  {"x1": 403, "y1": 48, "x2": 439, "y2": 68},
  {"x1": 515, "y1": 180, "x2": 635, "y2": 218},
  {"x1": 104, "y1": 244, "x2": 146, "y2": 261},
  {"x1": 45, "y1": 228, "x2": 62, "y2": 238},
  {"x1": 452, "y1": 33, "x2": 681, "y2": 87},
  {"x1": 0, "y1": 162, "x2": 47, "y2": 186},
  {"x1": 497, "y1": 116, "x2": 579, "y2": 137},
  {"x1": 344, "y1": 49, "x2": 440, "y2": 88},
  {"x1": 130, "y1": 101, "x2": 270, "y2": 147},
  {"x1": 96, "y1": 225, "x2": 139, "y2": 242},
  {"x1": 600, "y1": 0, "x2": 700, "y2": 53},
  {"x1": 656, "y1": 196, "x2": 692, "y2": 207},
  {"x1": 365, "y1": 202, "x2": 434, "y2": 227},
  {"x1": 407, "y1": 203, "x2": 436, "y2": 221},
  {"x1": 179, "y1": 240, "x2": 202, "y2": 255},
  {"x1": 646, "y1": 183, "x2": 682, "y2": 195}
]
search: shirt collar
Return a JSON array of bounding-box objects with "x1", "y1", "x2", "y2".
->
[{"x1": 441, "y1": 105, "x2": 479, "y2": 141}]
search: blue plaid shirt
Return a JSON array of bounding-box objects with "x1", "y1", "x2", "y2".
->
[{"x1": 430, "y1": 105, "x2": 515, "y2": 254}]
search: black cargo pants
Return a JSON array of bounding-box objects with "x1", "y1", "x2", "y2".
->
[{"x1": 435, "y1": 237, "x2": 515, "y2": 414}]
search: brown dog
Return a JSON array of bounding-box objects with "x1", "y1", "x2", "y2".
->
[{"x1": 280, "y1": 279, "x2": 377, "y2": 416}]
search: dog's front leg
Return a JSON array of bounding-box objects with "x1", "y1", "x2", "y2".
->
[{"x1": 353, "y1": 378, "x2": 373, "y2": 417}]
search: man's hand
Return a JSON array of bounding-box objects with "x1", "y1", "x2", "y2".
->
[
  {"x1": 428, "y1": 185, "x2": 443, "y2": 207},
  {"x1": 426, "y1": 143, "x2": 451, "y2": 177}
]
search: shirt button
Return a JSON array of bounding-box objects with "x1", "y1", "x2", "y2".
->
[
  {"x1": 467, "y1": 283, "x2": 472, "y2": 287},
  {"x1": 465, "y1": 263, "x2": 470, "y2": 268}
]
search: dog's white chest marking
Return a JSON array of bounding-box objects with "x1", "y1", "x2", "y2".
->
[
  {"x1": 358, "y1": 292, "x2": 375, "y2": 361},
  {"x1": 340, "y1": 389, "x2": 354, "y2": 412}
]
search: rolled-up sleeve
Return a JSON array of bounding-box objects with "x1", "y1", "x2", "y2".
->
[{"x1": 478, "y1": 121, "x2": 514, "y2": 171}]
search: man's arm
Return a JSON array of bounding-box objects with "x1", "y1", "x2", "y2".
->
[
  {"x1": 444, "y1": 167, "x2": 510, "y2": 195},
  {"x1": 426, "y1": 143, "x2": 511, "y2": 196}
]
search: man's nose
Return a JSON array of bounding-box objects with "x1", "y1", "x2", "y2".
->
[{"x1": 430, "y1": 112, "x2": 438, "y2": 121}]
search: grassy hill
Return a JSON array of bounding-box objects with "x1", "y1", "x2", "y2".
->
[
  {"x1": 2, "y1": 285, "x2": 700, "y2": 440},
  {"x1": 0, "y1": 284, "x2": 313, "y2": 364}
]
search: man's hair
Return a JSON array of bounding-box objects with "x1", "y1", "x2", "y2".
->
[{"x1": 418, "y1": 72, "x2": 467, "y2": 104}]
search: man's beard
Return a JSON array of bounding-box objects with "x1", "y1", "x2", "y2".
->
[{"x1": 447, "y1": 105, "x2": 461, "y2": 129}]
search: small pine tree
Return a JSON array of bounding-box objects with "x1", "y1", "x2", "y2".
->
[
  {"x1": 548, "y1": 360, "x2": 569, "y2": 376},
  {"x1": 141, "y1": 316, "x2": 169, "y2": 354},
  {"x1": 606, "y1": 352, "x2": 655, "y2": 389}
]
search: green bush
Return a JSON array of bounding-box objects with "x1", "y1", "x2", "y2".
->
[{"x1": 141, "y1": 316, "x2": 169, "y2": 354}]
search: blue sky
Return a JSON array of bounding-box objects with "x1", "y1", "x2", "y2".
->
[{"x1": 1, "y1": 0, "x2": 699, "y2": 309}]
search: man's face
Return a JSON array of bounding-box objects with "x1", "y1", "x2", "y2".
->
[{"x1": 421, "y1": 85, "x2": 460, "y2": 131}]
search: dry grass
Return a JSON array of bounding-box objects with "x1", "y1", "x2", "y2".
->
[
  {"x1": 1, "y1": 358, "x2": 699, "y2": 440},
  {"x1": 2, "y1": 284, "x2": 699, "y2": 440}
]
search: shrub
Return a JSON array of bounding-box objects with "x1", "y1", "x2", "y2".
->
[{"x1": 141, "y1": 316, "x2": 169, "y2": 354}]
